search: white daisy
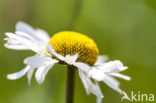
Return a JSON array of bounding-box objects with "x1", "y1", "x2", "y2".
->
[{"x1": 4, "y1": 22, "x2": 131, "y2": 103}]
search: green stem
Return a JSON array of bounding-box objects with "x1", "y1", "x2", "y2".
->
[{"x1": 66, "y1": 65, "x2": 76, "y2": 103}]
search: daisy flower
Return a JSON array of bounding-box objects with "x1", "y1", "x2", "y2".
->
[{"x1": 4, "y1": 22, "x2": 131, "y2": 103}]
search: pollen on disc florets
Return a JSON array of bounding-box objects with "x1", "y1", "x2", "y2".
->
[{"x1": 49, "y1": 31, "x2": 99, "y2": 65}]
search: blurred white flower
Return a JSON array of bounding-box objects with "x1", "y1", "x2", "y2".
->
[{"x1": 4, "y1": 22, "x2": 131, "y2": 103}]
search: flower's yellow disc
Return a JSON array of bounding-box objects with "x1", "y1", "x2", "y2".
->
[{"x1": 49, "y1": 31, "x2": 99, "y2": 65}]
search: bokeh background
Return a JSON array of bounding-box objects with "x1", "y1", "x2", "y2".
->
[{"x1": 0, "y1": 0, "x2": 156, "y2": 103}]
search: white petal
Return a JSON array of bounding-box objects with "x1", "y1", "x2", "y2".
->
[
  {"x1": 48, "y1": 45, "x2": 65, "y2": 61},
  {"x1": 65, "y1": 53, "x2": 78, "y2": 65},
  {"x1": 5, "y1": 37, "x2": 23, "y2": 44},
  {"x1": 97, "y1": 96, "x2": 102, "y2": 103},
  {"x1": 73, "y1": 62, "x2": 91, "y2": 73},
  {"x1": 5, "y1": 22, "x2": 50, "y2": 53},
  {"x1": 16, "y1": 31, "x2": 37, "y2": 41},
  {"x1": 35, "y1": 61, "x2": 57, "y2": 84},
  {"x1": 102, "y1": 75, "x2": 122, "y2": 94},
  {"x1": 92, "y1": 82, "x2": 104, "y2": 103},
  {"x1": 89, "y1": 68, "x2": 120, "y2": 86},
  {"x1": 16, "y1": 27, "x2": 49, "y2": 50},
  {"x1": 7, "y1": 66, "x2": 31, "y2": 80},
  {"x1": 98, "y1": 60, "x2": 128, "y2": 73},
  {"x1": 78, "y1": 69, "x2": 103, "y2": 103},
  {"x1": 4, "y1": 36, "x2": 29, "y2": 50},
  {"x1": 95, "y1": 55, "x2": 109, "y2": 65},
  {"x1": 89, "y1": 68, "x2": 105, "y2": 81},
  {"x1": 24, "y1": 55, "x2": 58, "y2": 68},
  {"x1": 35, "y1": 29, "x2": 50, "y2": 43},
  {"x1": 4, "y1": 43, "x2": 29, "y2": 50},
  {"x1": 89, "y1": 67, "x2": 122, "y2": 94},
  {"x1": 5, "y1": 32, "x2": 41, "y2": 53},
  {"x1": 16, "y1": 22, "x2": 41, "y2": 42},
  {"x1": 110, "y1": 73, "x2": 131, "y2": 81},
  {"x1": 78, "y1": 69, "x2": 90, "y2": 94},
  {"x1": 27, "y1": 68, "x2": 35, "y2": 85},
  {"x1": 16, "y1": 22, "x2": 50, "y2": 43},
  {"x1": 89, "y1": 80, "x2": 104, "y2": 100},
  {"x1": 16, "y1": 30, "x2": 49, "y2": 50},
  {"x1": 16, "y1": 21, "x2": 35, "y2": 37},
  {"x1": 15, "y1": 31, "x2": 39, "y2": 45}
]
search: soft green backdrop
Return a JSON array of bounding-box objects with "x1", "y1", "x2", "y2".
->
[{"x1": 0, "y1": 0, "x2": 156, "y2": 103}]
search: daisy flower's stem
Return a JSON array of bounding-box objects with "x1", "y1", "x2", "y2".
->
[{"x1": 66, "y1": 65, "x2": 76, "y2": 103}]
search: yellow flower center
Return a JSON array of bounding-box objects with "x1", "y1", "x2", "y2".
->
[{"x1": 49, "y1": 31, "x2": 98, "y2": 65}]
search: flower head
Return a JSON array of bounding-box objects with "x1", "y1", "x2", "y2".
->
[
  {"x1": 4, "y1": 22, "x2": 131, "y2": 103},
  {"x1": 49, "y1": 31, "x2": 98, "y2": 65}
]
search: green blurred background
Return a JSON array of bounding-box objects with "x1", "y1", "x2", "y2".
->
[{"x1": 0, "y1": 0, "x2": 156, "y2": 103}]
